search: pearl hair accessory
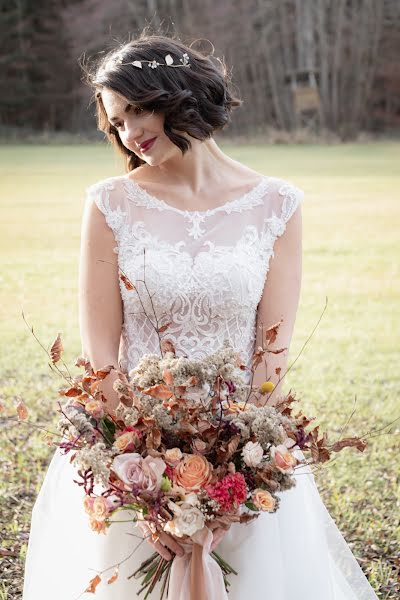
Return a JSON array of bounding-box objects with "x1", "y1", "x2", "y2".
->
[{"x1": 116, "y1": 52, "x2": 191, "y2": 70}]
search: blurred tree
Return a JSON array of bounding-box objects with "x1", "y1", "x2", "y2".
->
[
  {"x1": 1, "y1": 0, "x2": 399, "y2": 138},
  {"x1": 0, "y1": 0, "x2": 80, "y2": 131}
]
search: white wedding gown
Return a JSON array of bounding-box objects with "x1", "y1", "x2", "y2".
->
[{"x1": 22, "y1": 174, "x2": 379, "y2": 600}]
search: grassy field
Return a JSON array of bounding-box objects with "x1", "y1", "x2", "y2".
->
[{"x1": 0, "y1": 141, "x2": 399, "y2": 598}]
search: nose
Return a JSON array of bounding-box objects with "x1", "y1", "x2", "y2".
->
[{"x1": 124, "y1": 122, "x2": 144, "y2": 145}]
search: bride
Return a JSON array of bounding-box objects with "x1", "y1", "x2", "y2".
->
[{"x1": 22, "y1": 32, "x2": 379, "y2": 599}]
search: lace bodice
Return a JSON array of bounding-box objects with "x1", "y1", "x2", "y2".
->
[{"x1": 85, "y1": 174, "x2": 304, "y2": 383}]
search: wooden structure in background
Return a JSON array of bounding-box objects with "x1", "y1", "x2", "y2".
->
[{"x1": 286, "y1": 68, "x2": 323, "y2": 130}]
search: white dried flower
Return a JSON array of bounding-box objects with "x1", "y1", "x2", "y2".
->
[
  {"x1": 74, "y1": 441, "x2": 113, "y2": 486},
  {"x1": 165, "y1": 501, "x2": 205, "y2": 537},
  {"x1": 242, "y1": 441, "x2": 264, "y2": 467}
]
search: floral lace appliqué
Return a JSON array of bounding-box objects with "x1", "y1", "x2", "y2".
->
[{"x1": 85, "y1": 176, "x2": 304, "y2": 381}]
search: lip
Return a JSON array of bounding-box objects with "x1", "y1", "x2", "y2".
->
[{"x1": 139, "y1": 137, "x2": 157, "y2": 152}]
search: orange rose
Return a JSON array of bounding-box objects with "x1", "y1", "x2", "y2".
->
[
  {"x1": 174, "y1": 454, "x2": 213, "y2": 491},
  {"x1": 252, "y1": 489, "x2": 276, "y2": 512}
]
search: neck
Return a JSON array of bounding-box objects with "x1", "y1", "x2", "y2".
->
[{"x1": 156, "y1": 137, "x2": 232, "y2": 194}]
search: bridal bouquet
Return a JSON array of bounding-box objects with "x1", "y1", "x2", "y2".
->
[
  {"x1": 14, "y1": 265, "x2": 371, "y2": 600},
  {"x1": 51, "y1": 321, "x2": 367, "y2": 599}
]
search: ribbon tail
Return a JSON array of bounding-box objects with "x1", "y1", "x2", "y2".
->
[{"x1": 167, "y1": 527, "x2": 228, "y2": 600}]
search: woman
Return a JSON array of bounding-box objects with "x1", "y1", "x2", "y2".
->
[{"x1": 22, "y1": 32, "x2": 379, "y2": 599}]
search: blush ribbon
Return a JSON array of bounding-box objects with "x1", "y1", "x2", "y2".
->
[{"x1": 167, "y1": 526, "x2": 228, "y2": 600}]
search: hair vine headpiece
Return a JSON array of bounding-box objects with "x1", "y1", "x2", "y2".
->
[{"x1": 116, "y1": 52, "x2": 191, "y2": 70}]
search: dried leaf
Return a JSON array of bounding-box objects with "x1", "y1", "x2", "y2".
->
[
  {"x1": 267, "y1": 347, "x2": 287, "y2": 354},
  {"x1": 239, "y1": 512, "x2": 259, "y2": 524},
  {"x1": 95, "y1": 365, "x2": 115, "y2": 379},
  {"x1": 177, "y1": 420, "x2": 198, "y2": 435},
  {"x1": 331, "y1": 437, "x2": 368, "y2": 453},
  {"x1": 162, "y1": 369, "x2": 174, "y2": 386},
  {"x1": 185, "y1": 375, "x2": 200, "y2": 387},
  {"x1": 310, "y1": 441, "x2": 319, "y2": 463},
  {"x1": 16, "y1": 401, "x2": 28, "y2": 420},
  {"x1": 143, "y1": 383, "x2": 174, "y2": 401},
  {"x1": 160, "y1": 338, "x2": 176, "y2": 354},
  {"x1": 146, "y1": 428, "x2": 161, "y2": 450},
  {"x1": 107, "y1": 567, "x2": 119, "y2": 584},
  {"x1": 119, "y1": 273, "x2": 135, "y2": 290},
  {"x1": 85, "y1": 574, "x2": 101, "y2": 593},
  {"x1": 264, "y1": 320, "x2": 282, "y2": 346},
  {"x1": 64, "y1": 387, "x2": 82, "y2": 397},
  {"x1": 50, "y1": 332, "x2": 63, "y2": 363},
  {"x1": 158, "y1": 321, "x2": 172, "y2": 333},
  {"x1": 226, "y1": 433, "x2": 241, "y2": 459},
  {"x1": 318, "y1": 447, "x2": 331, "y2": 462},
  {"x1": 251, "y1": 346, "x2": 265, "y2": 371}
]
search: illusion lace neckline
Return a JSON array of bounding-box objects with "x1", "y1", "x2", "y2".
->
[{"x1": 123, "y1": 174, "x2": 270, "y2": 215}]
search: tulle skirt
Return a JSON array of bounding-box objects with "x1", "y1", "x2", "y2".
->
[{"x1": 22, "y1": 445, "x2": 379, "y2": 600}]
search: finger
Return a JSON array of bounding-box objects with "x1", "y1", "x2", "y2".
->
[
  {"x1": 152, "y1": 540, "x2": 173, "y2": 561},
  {"x1": 159, "y1": 532, "x2": 185, "y2": 557},
  {"x1": 208, "y1": 520, "x2": 230, "y2": 532},
  {"x1": 210, "y1": 527, "x2": 226, "y2": 552}
]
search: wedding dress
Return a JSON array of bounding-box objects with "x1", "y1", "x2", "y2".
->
[{"x1": 22, "y1": 174, "x2": 379, "y2": 600}]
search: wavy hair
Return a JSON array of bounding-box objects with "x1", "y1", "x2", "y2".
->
[{"x1": 82, "y1": 31, "x2": 242, "y2": 172}]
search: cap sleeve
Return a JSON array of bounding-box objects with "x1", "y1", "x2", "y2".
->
[
  {"x1": 260, "y1": 177, "x2": 304, "y2": 261},
  {"x1": 85, "y1": 176, "x2": 128, "y2": 242}
]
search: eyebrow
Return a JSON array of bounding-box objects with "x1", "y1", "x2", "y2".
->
[{"x1": 109, "y1": 103, "x2": 133, "y2": 123}]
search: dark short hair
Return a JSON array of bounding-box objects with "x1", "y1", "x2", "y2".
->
[{"x1": 82, "y1": 31, "x2": 242, "y2": 171}]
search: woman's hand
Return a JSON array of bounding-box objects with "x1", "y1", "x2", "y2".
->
[
  {"x1": 136, "y1": 520, "x2": 185, "y2": 561},
  {"x1": 208, "y1": 519, "x2": 232, "y2": 552}
]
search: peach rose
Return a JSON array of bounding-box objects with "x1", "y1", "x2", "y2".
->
[
  {"x1": 89, "y1": 517, "x2": 107, "y2": 534},
  {"x1": 271, "y1": 444, "x2": 297, "y2": 474},
  {"x1": 174, "y1": 454, "x2": 212, "y2": 491},
  {"x1": 83, "y1": 496, "x2": 95, "y2": 514},
  {"x1": 92, "y1": 497, "x2": 110, "y2": 521},
  {"x1": 165, "y1": 447, "x2": 183, "y2": 466},
  {"x1": 85, "y1": 400, "x2": 105, "y2": 419},
  {"x1": 252, "y1": 489, "x2": 276, "y2": 512},
  {"x1": 113, "y1": 430, "x2": 139, "y2": 452}
]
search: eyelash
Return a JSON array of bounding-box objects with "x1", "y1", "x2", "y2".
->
[{"x1": 113, "y1": 106, "x2": 145, "y2": 128}]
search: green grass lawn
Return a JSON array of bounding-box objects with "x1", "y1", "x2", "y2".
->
[{"x1": 0, "y1": 141, "x2": 399, "y2": 598}]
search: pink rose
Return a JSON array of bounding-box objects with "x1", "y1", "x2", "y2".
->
[
  {"x1": 271, "y1": 444, "x2": 297, "y2": 474},
  {"x1": 111, "y1": 453, "x2": 166, "y2": 492}
]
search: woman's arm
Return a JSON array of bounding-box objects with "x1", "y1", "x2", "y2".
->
[
  {"x1": 251, "y1": 203, "x2": 303, "y2": 405},
  {"x1": 78, "y1": 194, "x2": 123, "y2": 414}
]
